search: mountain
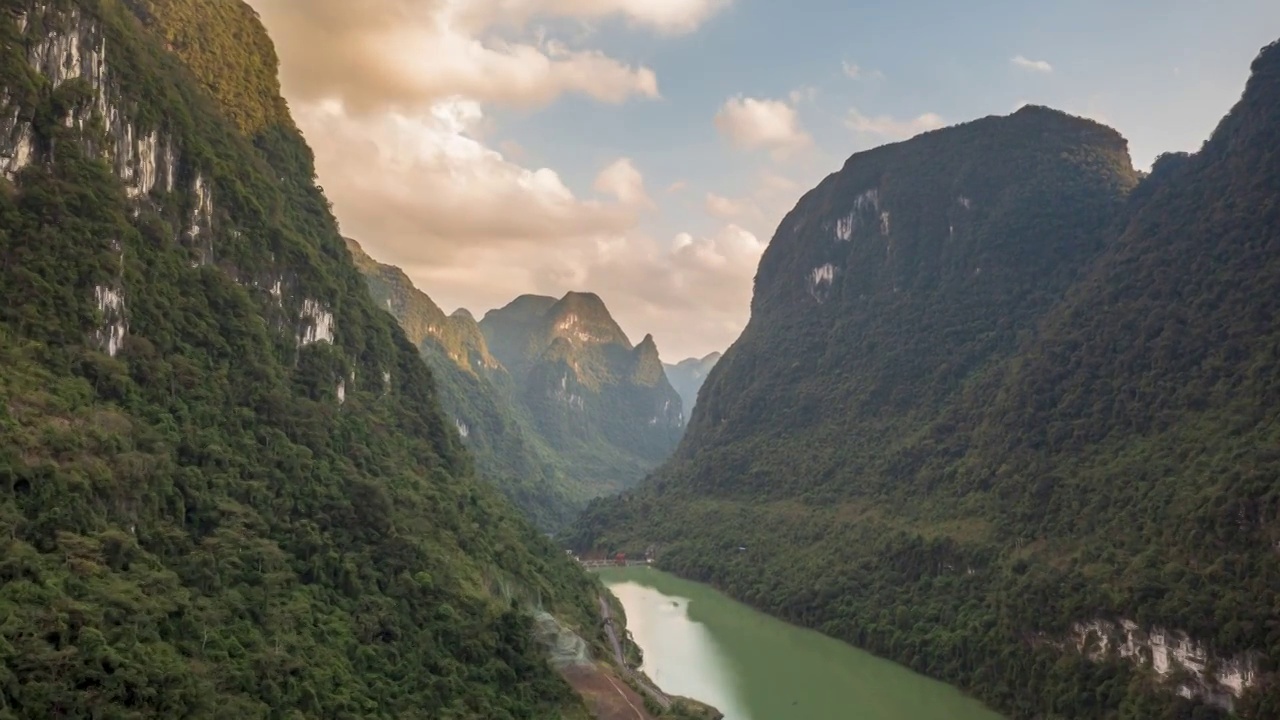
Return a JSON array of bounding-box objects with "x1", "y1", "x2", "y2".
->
[
  {"x1": 0, "y1": 1, "x2": 611, "y2": 716},
  {"x1": 664, "y1": 353, "x2": 722, "y2": 418},
  {"x1": 344, "y1": 242, "x2": 685, "y2": 527},
  {"x1": 345, "y1": 238, "x2": 592, "y2": 531},
  {"x1": 481, "y1": 292, "x2": 685, "y2": 495},
  {"x1": 572, "y1": 40, "x2": 1280, "y2": 720}
]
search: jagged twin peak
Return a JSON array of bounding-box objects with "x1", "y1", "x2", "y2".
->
[
  {"x1": 346, "y1": 237, "x2": 686, "y2": 520},
  {"x1": 482, "y1": 291, "x2": 685, "y2": 459},
  {"x1": 483, "y1": 292, "x2": 663, "y2": 390}
]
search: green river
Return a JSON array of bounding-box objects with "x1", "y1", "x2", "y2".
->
[{"x1": 598, "y1": 567, "x2": 1003, "y2": 720}]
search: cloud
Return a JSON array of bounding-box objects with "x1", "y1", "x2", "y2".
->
[
  {"x1": 666, "y1": 180, "x2": 689, "y2": 193},
  {"x1": 295, "y1": 99, "x2": 635, "y2": 262},
  {"x1": 249, "y1": 0, "x2": 673, "y2": 113},
  {"x1": 541, "y1": 224, "x2": 765, "y2": 357},
  {"x1": 842, "y1": 61, "x2": 885, "y2": 81},
  {"x1": 594, "y1": 157, "x2": 653, "y2": 207},
  {"x1": 705, "y1": 192, "x2": 750, "y2": 219},
  {"x1": 1011, "y1": 55, "x2": 1053, "y2": 73},
  {"x1": 714, "y1": 95, "x2": 812, "y2": 159},
  {"x1": 845, "y1": 107, "x2": 946, "y2": 140},
  {"x1": 247, "y1": 0, "x2": 751, "y2": 358},
  {"x1": 788, "y1": 86, "x2": 819, "y2": 104},
  {"x1": 484, "y1": 0, "x2": 733, "y2": 35}
]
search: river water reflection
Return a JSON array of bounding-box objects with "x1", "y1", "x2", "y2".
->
[{"x1": 599, "y1": 567, "x2": 1003, "y2": 720}]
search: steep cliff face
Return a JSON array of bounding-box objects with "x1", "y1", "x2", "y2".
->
[
  {"x1": 346, "y1": 237, "x2": 500, "y2": 374},
  {"x1": 664, "y1": 352, "x2": 721, "y2": 418},
  {"x1": 483, "y1": 291, "x2": 685, "y2": 493},
  {"x1": 0, "y1": 2, "x2": 600, "y2": 716},
  {"x1": 681, "y1": 106, "x2": 1138, "y2": 496},
  {"x1": 573, "y1": 39, "x2": 1280, "y2": 720}
]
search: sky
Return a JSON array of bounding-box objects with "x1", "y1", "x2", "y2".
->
[{"x1": 247, "y1": 0, "x2": 1280, "y2": 360}]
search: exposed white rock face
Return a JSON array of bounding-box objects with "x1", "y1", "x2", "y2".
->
[
  {"x1": 835, "y1": 214, "x2": 854, "y2": 241},
  {"x1": 111, "y1": 125, "x2": 176, "y2": 199},
  {"x1": 336, "y1": 380, "x2": 346, "y2": 405},
  {"x1": 830, "y1": 189, "x2": 883, "y2": 242},
  {"x1": 808, "y1": 263, "x2": 838, "y2": 304},
  {"x1": 554, "y1": 313, "x2": 612, "y2": 344},
  {"x1": 853, "y1": 188, "x2": 880, "y2": 214},
  {"x1": 957, "y1": 195, "x2": 972, "y2": 210},
  {"x1": 659, "y1": 399, "x2": 683, "y2": 428},
  {"x1": 5, "y1": 7, "x2": 179, "y2": 196},
  {"x1": 93, "y1": 284, "x2": 127, "y2": 357},
  {"x1": 550, "y1": 374, "x2": 586, "y2": 410},
  {"x1": 455, "y1": 419, "x2": 470, "y2": 439},
  {"x1": 188, "y1": 174, "x2": 214, "y2": 240},
  {"x1": 1071, "y1": 619, "x2": 1258, "y2": 711},
  {"x1": 298, "y1": 299, "x2": 335, "y2": 346},
  {"x1": 382, "y1": 371, "x2": 392, "y2": 392}
]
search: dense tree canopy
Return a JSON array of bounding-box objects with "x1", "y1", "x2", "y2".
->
[
  {"x1": 572, "y1": 42, "x2": 1280, "y2": 720},
  {"x1": 0, "y1": 0, "x2": 608, "y2": 716}
]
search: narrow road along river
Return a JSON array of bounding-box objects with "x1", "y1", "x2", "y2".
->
[{"x1": 599, "y1": 567, "x2": 1003, "y2": 720}]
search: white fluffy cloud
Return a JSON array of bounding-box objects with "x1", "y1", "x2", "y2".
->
[
  {"x1": 594, "y1": 158, "x2": 653, "y2": 207},
  {"x1": 249, "y1": 0, "x2": 680, "y2": 112},
  {"x1": 846, "y1": 107, "x2": 946, "y2": 140},
  {"x1": 548, "y1": 225, "x2": 765, "y2": 356},
  {"x1": 1011, "y1": 55, "x2": 1053, "y2": 73},
  {"x1": 842, "y1": 61, "x2": 885, "y2": 81},
  {"x1": 714, "y1": 95, "x2": 812, "y2": 158},
  {"x1": 488, "y1": 0, "x2": 734, "y2": 34},
  {"x1": 245, "y1": 0, "x2": 753, "y2": 357},
  {"x1": 295, "y1": 99, "x2": 635, "y2": 262},
  {"x1": 705, "y1": 192, "x2": 750, "y2": 219}
]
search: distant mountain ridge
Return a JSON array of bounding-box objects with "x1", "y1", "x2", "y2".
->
[
  {"x1": 572, "y1": 38, "x2": 1280, "y2": 720},
  {"x1": 346, "y1": 241, "x2": 684, "y2": 530},
  {"x1": 664, "y1": 352, "x2": 722, "y2": 419}
]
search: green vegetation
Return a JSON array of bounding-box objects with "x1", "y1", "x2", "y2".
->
[
  {"x1": 481, "y1": 292, "x2": 686, "y2": 485},
  {"x1": 124, "y1": 0, "x2": 290, "y2": 134},
  {"x1": 0, "y1": 0, "x2": 604, "y2": 716},
  {"x1": 345, "y1": 243, "x2": 687, "y2": 531},
  {"x1": 345, "y1": 239, "x2": 586, "y2": 531},
  {"x1": 572, "y1": 42, "x2": 1280, "y2": 720}
]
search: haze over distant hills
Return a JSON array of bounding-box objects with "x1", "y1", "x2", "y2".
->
[{"x1": 664, "y1": 353, "x2": 722, "y2": 418}]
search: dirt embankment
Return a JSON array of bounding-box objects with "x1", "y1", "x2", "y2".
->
[{"x1": 561, "y1": 662, "x2": 660, "y2": 720}]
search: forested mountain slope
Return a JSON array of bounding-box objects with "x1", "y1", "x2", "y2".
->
[
  {"x1": 663, "y1": 353, "x2": 721, "y2": 418},
  {"x1": 0, "y1": 0, "x2": 604, "y2": 716},
  {"x1": 572, "y1": 39, "x2": 1280, "y2": 720},
  {"x1": 481, "y1": 292, "x2": 685, "y2": 498},
  {"x1": 345, "y1": 238, "x2": 592, "y2": 532}
]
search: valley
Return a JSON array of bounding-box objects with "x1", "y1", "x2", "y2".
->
[
  {"x1": 572, "y1": 37, "x2": 1280, "y2": 720},
  {"x1": 2, "y1": 0, "x2": 1277, "y2": 719}
]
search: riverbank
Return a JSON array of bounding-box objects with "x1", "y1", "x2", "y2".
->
[
  {"x1": 596, "y1": 591, "x2": 724, "y2": 719},
  {"x1": 538, "y1": 584, "x2": 722, "y2": 720},
  {"x1": 599, "y1": 567, "x2": 1003, "y2": 720}
]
